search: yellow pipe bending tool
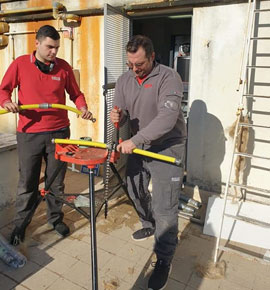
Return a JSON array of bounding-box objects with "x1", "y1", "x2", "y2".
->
[
  {"x1": 52, "y1": 138, "x2": 182, "y2": 166},
  {"x1": 0, "y1": 102, "x2": 180, "y2": 165},
  {"x1": 0, "y1": 103, "x2": 96, "y2": 122}
]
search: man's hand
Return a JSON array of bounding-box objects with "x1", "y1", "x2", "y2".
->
[
  {"x1": 80, "y1": 106, "x2": 93, "y2": 120},
  {"x1": 110, "y1": 107, "x2": 122, "y2": 124},
  {"x1": 117, "y1": 139, "x2": 136, "y2": 154},
  {"x1": 3, "y1": 101, "x2": 20, "y2": 113}
]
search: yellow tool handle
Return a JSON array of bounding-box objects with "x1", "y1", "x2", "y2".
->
[
  {"x1": 53, "y1": 138, "x2": 181, "y2": 166},
  {"x1": 0, "y1": 103, "x2": 96, "y2": 123}
]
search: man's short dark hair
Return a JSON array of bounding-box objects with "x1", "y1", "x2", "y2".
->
[
  {"x1": 36, "y1": 25, "x2": 60, "y2": 41},
  {"x1": 126, "y1": 35, "x2": 154, "y2": 59}
]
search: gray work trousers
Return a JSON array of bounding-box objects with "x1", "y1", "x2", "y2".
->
[
  {"x1": 14, "y1": 128, "x2": 70, "y2": 228},
  {"x1": 126, "y1": 142, "x2": 186, "y2": 263}
]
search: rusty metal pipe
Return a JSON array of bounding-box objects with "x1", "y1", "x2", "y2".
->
[
  {"x1": 0, "y1": 8, "x2": 103, "y2": 23},
  {"x1": 3, "y1": 28, "x2": 68, "y2": 36},
  {"x1": 0, "y1": 0, "x2": 27, "y2": 2},
  {"x1": 0, "y1": 12, "x2": 53, "y2": 23},
  {"x1": 0, "y1": 6, "x2": 55, "y2": 17}
]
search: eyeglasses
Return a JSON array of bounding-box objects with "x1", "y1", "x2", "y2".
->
[{"x1": 126, "y1": 61, "x2": 146, "y2": 69}]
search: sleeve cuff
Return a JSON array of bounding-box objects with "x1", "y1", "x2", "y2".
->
[{"x1": 1, "y1": 99, "x2": 11, "y2": 108}]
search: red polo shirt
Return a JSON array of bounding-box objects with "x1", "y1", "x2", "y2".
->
[{"x1": 0, "y1": 52, "x2": 87, "y2": 133}]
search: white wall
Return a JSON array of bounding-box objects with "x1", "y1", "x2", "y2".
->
[{"x1": 187, "y1": 1, "x2": 270, "y2": 197}]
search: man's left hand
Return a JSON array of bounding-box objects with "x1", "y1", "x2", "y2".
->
[
  {"x1": 80, "y1": 107, "x2": 93, "y2": 120},
  {"x1": 117, "y1": 139, "x2": 136, "y2": 154}
]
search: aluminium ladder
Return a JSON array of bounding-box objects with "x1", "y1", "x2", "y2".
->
[{"x1": 214, "y1": 0, "x2": 270, "y2": 264}]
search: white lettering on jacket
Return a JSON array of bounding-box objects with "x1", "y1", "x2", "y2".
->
[{"x1": 52, "y1": 76, "x2": 61, "y2": 81}]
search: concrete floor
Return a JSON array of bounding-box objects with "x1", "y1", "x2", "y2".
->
[{"x1": 1, "y1": 168, "x2": 270, "y2": 290}]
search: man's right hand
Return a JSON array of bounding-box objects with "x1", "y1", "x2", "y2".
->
[
  {"x1": 110, "y1": 107, "x2": 122, "y2": 124},
  {"x1": 3, "y1": 101, "x2": 20, "y2": 113}
]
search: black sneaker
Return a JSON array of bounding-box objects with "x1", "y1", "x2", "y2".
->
[
  {"x1": 148, "y1": 259, "x2": 172, "y2": 290},
  {"x1": 53, "y1": 222, "x2": 70, "y2": 237},
  {"x1": 10, "y1": 226, "x2": 26, "y2": 246},
  {"x1": 132, "y1": 227, "x2": 155, "y2": 241}
]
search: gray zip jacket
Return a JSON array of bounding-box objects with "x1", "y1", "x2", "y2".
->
[{"x1": 114, "y1": 62, "x2": 187, "y2": 148}]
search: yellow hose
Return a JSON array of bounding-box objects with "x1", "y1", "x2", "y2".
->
[
  {"x1": 0, "y1": 103, "x2": 96, "y2": 122},
  {"x1": 53, "y1": 138, "x2": 181, "y2": 166},
  {"x1": 51, "y1": 104, "x2": 81, "y2": 115},
  {"x1": 0, "y1": 104, "x2": 39, "y2": 114}
]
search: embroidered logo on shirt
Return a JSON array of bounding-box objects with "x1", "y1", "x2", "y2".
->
[
  {"x1": 144, "y1": 84, "x2": 152, "y2": 88},
  {"x1": 52, "y1": 76, "x2": 61, "y2": 81}
]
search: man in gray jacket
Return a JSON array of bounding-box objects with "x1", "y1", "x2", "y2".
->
[{"x1": 110, "y1": 35, "x2": 187, "y2": 290}]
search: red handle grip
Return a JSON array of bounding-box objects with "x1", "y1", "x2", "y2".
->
[{"x1": 114, "y1": 106, "x2": 120, "y2": 130}]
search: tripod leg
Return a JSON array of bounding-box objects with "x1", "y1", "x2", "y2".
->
[
  {"x1": 109, "y1": 163, "x2": 128, "y2": 195},
  {"x1": 89, "y1": 168, "x2": 98, "y2": 290}
]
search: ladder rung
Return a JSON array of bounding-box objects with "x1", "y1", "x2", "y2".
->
[
  {"x1": 229, "y1": 182, "x2": 270, "y2": 194},
  {"x1": 244, "y1": 94, "x2": 270, "y2": 98},
  {"x1": 254, "y1": 9, "x2": 270, "y2": 13},
  {"x1": 218, "y1": 246, "x2": 270, "y2": 265},
  {"x1": 247, "y1": 65, "x2": 270, "y2": 68},
  {"x1": 224, "y1": 213, "x2": 270, "y2": 228},
  {"x1": 234, "y1": 152, "x2": 270, "y2": 160},
  {"x1": 239, "y1": 122, "x2": 270, "y2": 129},
  {"x1": 250, "y1": 37, "x2": 270, "y2": 40}
]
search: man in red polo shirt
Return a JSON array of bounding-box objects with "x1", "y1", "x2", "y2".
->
[{"x1": 0, "y1": 25, "x2": 93, "y2": 245}]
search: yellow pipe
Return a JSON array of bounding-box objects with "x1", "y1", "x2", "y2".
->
[
  {"x1": 53, "y1": 138, "x2": 107, "y2": 149},
  {"x1": 53, "y1": 138, "x2": 181, "y2": 166},
  {"x1": 0, "y1": 104, "x2": 179, "y2": 164},
  {"x1": 133, "y1": 148, "x2": 179, "y2": 165},
  {"x1": 0, "y1": 103, "x2": 96, "y2": 122}
]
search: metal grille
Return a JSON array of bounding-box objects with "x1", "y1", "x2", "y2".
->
[
  {"x1": 104, "y1": 4, "x2": 130, "y2": 84},
  {"x1": 103, "y1": 83, "x2": 116, "y2": 145},
  {"x1": 104, "y1": 4, "x2": 131, "y2": 169}
]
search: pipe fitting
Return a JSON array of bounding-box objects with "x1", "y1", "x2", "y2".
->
[
  {"x1": 0, "y1": 35, "x2": 8, "y2": 47},
  {"x1": 52, "y1": 1, "x2": 64, "y2": 20},
  {"x1": 39, "y1": 103, "x2": 50, "y2": 109},
  {"x1": 52, "y1": 1, "x2": 81, "y2": 22},
  {"x1": 60, "y1": 13, "x2": 81, "y2": 22}
]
